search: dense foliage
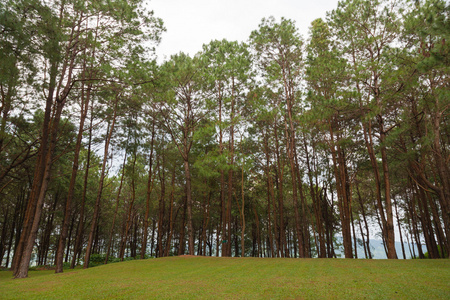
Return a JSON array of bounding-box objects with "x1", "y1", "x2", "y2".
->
[{"x1": 0, "y1": 0, "x2": 448, "y2": 278}]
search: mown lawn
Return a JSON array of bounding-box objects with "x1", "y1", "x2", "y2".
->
[{"x1": 0, "y1": 257, "x2": 449, "y2": 299}]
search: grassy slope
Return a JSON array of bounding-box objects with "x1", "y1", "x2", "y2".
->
[{"x1": 0, "y1": 257, "x2": 449, "y2": 299}]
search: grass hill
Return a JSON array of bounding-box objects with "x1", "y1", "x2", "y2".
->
[{"x1": 1, "y1": 256, "x2": 449, "y2": 299}]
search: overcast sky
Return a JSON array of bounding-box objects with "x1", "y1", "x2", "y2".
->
[{"x1": 149, "y1": 0, "x2": 340, "y2": 62}]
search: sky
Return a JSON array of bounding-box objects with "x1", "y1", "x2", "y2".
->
[{"x1": 149, "y1": 0, "x2": 341, "y2": 62}]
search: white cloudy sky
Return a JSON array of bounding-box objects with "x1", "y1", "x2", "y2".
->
[{"x1": 149, "y1": 0, "x2": 340, "y2": 61}]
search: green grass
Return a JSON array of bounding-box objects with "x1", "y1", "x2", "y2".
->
[{"x1": 0, "y1": 257, "x2": 449, "y2": 299}]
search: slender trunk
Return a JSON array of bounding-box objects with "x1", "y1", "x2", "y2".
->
[
  {"x1": 15, "y1": 100, "x2": 65, "y2": 278},
  {"x1": 165, "y1": 167, "x2": 176, "y2": 257},
  {"x1": 329, "y1": 121, "x2": 352, "y2": 258},
  {"x1": 184, "y1": 157, "x2": 194, "y2": 255},
  {"x1": 156, "y1": 154, "x2": 166, "y2": 257},
  {"x1": 218, "y1": 88, "x2": 226, "y2": 258},
  {"x1": 295, "y1": 151, "x2": 310, "y2": 257},
  {"x1": 70, "y1": 108, "x2": 93, "y2": 269},
  {"x1": 0, "y1": 208, "x2": 9, "y2": 267},
  {"x1": 415, "y1": 182, "x2": 439, "y2": 258},
  {"x1": 178, "y1": 192, "x2": 187, "y2": 256},
  {"x1": 55, "y1": 83, "x2": 91, "y2": 273},
  {"x1": 150, "y1": 219, "x2": 156, "y2": 256},
  {"x1": 224, "y1": 78, "x2": 237, "y2": 256},
  {"x1": 351, "y1": 211, "x2": 358, "y2": 259},
  {"x1": 120, "y1": 144, "x2": 138, "y2": 260},
  {"x1": 358, "y1": 218, "x2": 368, "y2": 259},
  {"x1": 84, "y1": 96, "x2": 118, "y2": 268},
  {"x1": 313, "y1": 166, "x2": 326, "y2": 258},
  {"x1": 226, "y1": 132, "x2": 235, "y2": 255},
  {"x1": 270, "y1": 169, "x2": 279, "y2": 257},
  {"x1": 105, "y1": 150, "x2": 128, "y2": 264},
  {"x1": 65, "y1": 216, "x2": 75, "y2": 263},
  {"x1": 407, "y1": 186, "x2": 424, "y2": 258},
  {"x1": 303, "y1": 135, "x2": 325, "y2": 258},
  {"x1": 378, "y1": 117, "x2": 397, "y2": 259},
  {"x1": 201, "y1": 185, "x2": 211, "y2": 256},
  {"x1": 241, "y1": 157, "x2": 245, "y2": 257},
  {"x1": 394, "y1": 197, "x2": 406, "y2": 259},
  {"x1": 12, "y1": 59, "x2": 58, "y2": 277},
  {"x1": 274, "y1": 124, "x2": 286, "y2": 257},
  {"x1": 286, "y1": 126, "x2": 304, "y2": 258},
  {"x1": 6, "y1": 193, "x2": 23, "y2": 268},
  {"x1": 406, "y1": 232, "x2": 414, "y2": 259},
  {"x1": 252, "y1": 204, "x2": 261, "y2": 257},
  {"x1": 356, "y1": 183, "x2": 372, "y2": 259},
  {"x1": 216, "y1": 221, "x2": 220, "y2": 257},
  {"x1": 264, "y1": 132, "x2": 274, "y2": 257},
  {"x1": 38, "y1": 193, "x2": 58, "y2": 266},
  {"x1": 141, "y1": 121, "x2": 155, "y2": 259},
  {"x1": 322, "y1": 184, "x2": 333, "y2": 258}
]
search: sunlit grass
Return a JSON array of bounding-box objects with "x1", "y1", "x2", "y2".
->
[{"x1": 1, "y1": 257, "x2": 449, "y2": 299}]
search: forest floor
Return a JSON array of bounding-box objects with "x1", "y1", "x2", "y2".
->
[{"x1": 0, "y1": 256, "x2": 449, "y2": 299}]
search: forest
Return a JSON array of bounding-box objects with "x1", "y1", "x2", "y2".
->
[{"x1": 0, "y1": 0, "x2": 448, "y2": 279}]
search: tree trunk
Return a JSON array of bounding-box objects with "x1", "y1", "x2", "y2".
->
[
  {"x1": 329, "y1": 121, "x2": 352, "y2": 258},
  {"x1": 55, "y1": 82, "x2": 91, "y2": 273},
  {"x1": 70, "y1": 108, "x2": 93, "y2": 269},
  {"x1": 394, "y1": 197, "x2": 406, "y2": 259},
  {"x1": 165, "y1": 167, "x2": 176, "y2": 257},
  {"x1": 240, "y1": 159, "x2": 245, "y2": 257},
  {"x1": 378, "y1": 117, "x2": 397, "y2": 259},
  {"x1": 264, "y1": 132, "x2": 275, "y2": 257},
  {"x1": 65, "y1": 216, "x2": 75, "y2": 263},
  {"x1": 0, "y1": 208, "x2": 9, "y2": 267},
  {"x1": 12, "y1": 59, "x2": 58, "y2": 277},
  {"x1": 274, "y1": 124, "x2": 286, "y2": 257},
  {"x1": 157, "y1": 154, "x2": 166, "y2": 257},
  {"x1": 358, "y1": 218, "x2": 368, "y2": 259},
  {"x1": 303, "y1": 135, "x2": 326, "y2": 258},
  {"x1": 183, "y1": 156, "x2": 194, "y2": 255},
  {"x1": 218, "y1": 91, "x2": 226, "y2": 258},
  {"x1": 5, "y1": 193, "x2": 24, "y2": 268},
  {"x1": 351, "y1": 211, "x2": 358, "y2": 259},
  {"x1": 120, "y1": 145, "x2": 138, "y2": 261},
  {"x1": 415, "y1": 182, "x2": 439, "y2": 258},
  {"x1": 84, "y1": 96, "x2": 118, "y2": 268},
  {"x1": 105, "y1": 150, "x2": 128, "y2": 264},
  {"x1": 141, "y1": 120, "x2": 155, "y2": 259},
  {"x1": 15, "y1": 98, "x2": 65, "y2": 278},
  {"x1": 286, "y1": 126, "x2": 304, "y2": 258},
  {"x1": 178, "y1": 192, "x2": 187, "y2": 256},
  {"x1": 356, "y1": 183, "x2": 372, "y2": 259}
]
